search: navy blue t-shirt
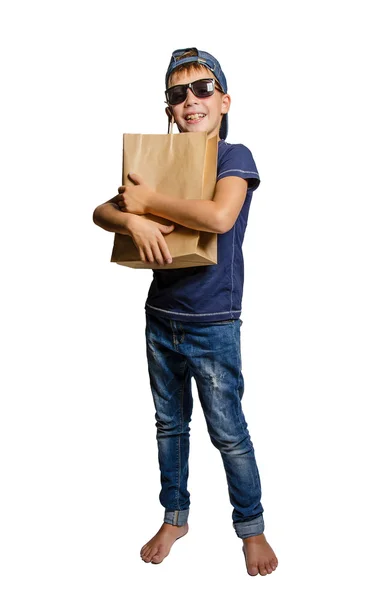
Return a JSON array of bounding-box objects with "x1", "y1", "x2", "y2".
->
[{"x1": 144, "y1": 140, "x2": 260, "y2": 322}]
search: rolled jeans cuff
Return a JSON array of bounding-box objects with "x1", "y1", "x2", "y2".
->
[
  {"x1": 164, "y1": 509, "x2": 189, "y2": 526},
  {"x1": 233, "y1": 514, "x2": 264, "y2": 539}
]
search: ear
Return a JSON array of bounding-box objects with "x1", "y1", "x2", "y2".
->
[
  {"x1": 165, "y1": 106, "x2": 174, "y2": 120},
  {"x1": 221, "y1": 93, "x2": 231, "y2": 115},
  {"x1": 165, "y1": 106, "x2": 181, "y2": 133}
]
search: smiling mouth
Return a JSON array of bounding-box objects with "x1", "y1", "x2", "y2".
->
[{"x1": 185, "y1": 113, "x2": 206, "y2": 122}]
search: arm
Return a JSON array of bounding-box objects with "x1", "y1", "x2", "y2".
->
[
  {"x1": 148, "y1": 176, "x2": 248, "y2": 234},
  {"x1": 119, "y1": 175, "x2": 249, "y2": 234},
  {"x1": 92, "y1": 195, "x2": 175, "y2": 265},
  {"x1": 93, "y1": 197, "x2": 136, "y2": 235}
]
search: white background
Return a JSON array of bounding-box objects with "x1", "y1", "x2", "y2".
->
[{"x1": 1, "y1": 0, "x2": 366, "y2": 598}]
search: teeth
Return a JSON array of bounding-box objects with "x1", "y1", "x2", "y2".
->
[{"x1": 185, "y1": 113, "x2": 205, "y2": 121}]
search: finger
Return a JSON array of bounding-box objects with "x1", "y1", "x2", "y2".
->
[
  {"x1": 151, "y1": 242, "x2": 165, "y2": 266},
  {"x1": 118, "y1": 186, "x2": 125, "y2": 194},
  {"x1": 157, "y1": 237, "x2": 172, "y2": 264},
  {"x1": 157, "y1": 223, "x2": 175, "y2": 234},
  {"x1": 144, "y1": 244, "x2": 155, "y2": 264},
  {"x1": 128, "y1": 172, "x2": 143, "y2": 185},
  {"x1": 138, "y1": 248, "x2": 147, "y2": 263},
  {"x1": 131, "y1": 237, "x2": 147, "y2": 263}
]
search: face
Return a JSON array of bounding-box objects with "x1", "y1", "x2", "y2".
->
[{"x1": 167, "y1": 66, "x2": 231, "y2": 139}]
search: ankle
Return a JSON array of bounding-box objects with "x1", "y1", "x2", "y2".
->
[
  {"x1": 163, "y1": 522, "x2": 187, "y2": 529},
  {"x1": 242, "y1": 533, "x2": 265, "y2": 544}
]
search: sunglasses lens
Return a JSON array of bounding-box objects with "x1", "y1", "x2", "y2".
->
[
  {"x1": 166, "y1": 85, "x2": 186, "y2": 105},
  {"x1": 192, "y1": 79, "x2": 215, "y2": 97}
]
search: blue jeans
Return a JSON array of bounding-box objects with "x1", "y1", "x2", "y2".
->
[{"x1": 145, "y1": 312, "x2": 264, "y2": 539}]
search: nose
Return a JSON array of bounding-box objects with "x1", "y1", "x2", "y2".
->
[{"x1": 184, "y1": 87, "x2": 199, "y2": 107}]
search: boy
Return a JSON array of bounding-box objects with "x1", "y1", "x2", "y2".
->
[{"x1": 93, "y1": 48, "x2": 278, "y2": 576}]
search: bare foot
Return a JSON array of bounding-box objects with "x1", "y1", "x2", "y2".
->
[
  {"x1": 242, "y1": 533, "x2": 278, "y2": 576},
  {"x1": 140, "y1": 522, "x2": 189, "y2": 564}
]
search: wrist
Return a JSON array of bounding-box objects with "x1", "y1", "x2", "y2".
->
[
  {"x1": 145, "y1": 190, "x2": 157, "y2": 214},
  {"x1": 124, "y1": 212, "x2": 141, "y2": 232}
]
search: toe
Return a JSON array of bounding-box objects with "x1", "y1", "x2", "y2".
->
[
  {"x1": 266, "y1": 563, "x2": 273, "y2": 574},
  {"x1": 151, "y1": 552, "x2": 164, "y2": 564},
  {"x1": 143, "y1": 545, "x2": 158, "y2": 563},
  {"x1": 140, "y1": 545, "x2": 150, "y2": 558},
  {"x1": 271, "y1": 558, "x2": 278, "y2": 570},
  {"x1": 247, "y1": 564, "x2": 259, "y2": 576},
  {"x1": 147, "y1": 547, "x2": 159, "y2": 562},
  {"x1": 141, "y1": 551, "x2": 151, "y2": 563},
  {"x1": 259, "y1": 563, "x2": 268, "y2": 576}
]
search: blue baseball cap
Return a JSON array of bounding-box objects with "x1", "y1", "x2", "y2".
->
[{"x1": 165, "y1": 47, "x2": 228, "y2": 140}]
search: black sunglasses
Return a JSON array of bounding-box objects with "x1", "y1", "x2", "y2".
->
[{"x1": 165, "y1": 78, "x2": 222, "y2": 106}]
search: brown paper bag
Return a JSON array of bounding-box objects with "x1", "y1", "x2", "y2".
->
[{"x1": 110, "y1": 131, "x2": 218, "y2": 269}]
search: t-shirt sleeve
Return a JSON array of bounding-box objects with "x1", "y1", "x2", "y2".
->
[{"x1": 217, "y1": 143, "x2": 260, "y2": 191}]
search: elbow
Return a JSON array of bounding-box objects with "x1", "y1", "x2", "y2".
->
[
  {"x1": 93, "y1": 206, "x2": 101, "y2": 226},
  {"x1": 216, "y1": 223, "x2": 232, "y2": 234},
  {"x1": 214, "y1": 211, "x2": 233, "y2": 234}
]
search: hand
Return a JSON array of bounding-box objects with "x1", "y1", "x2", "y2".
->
[
  {"x1": 127, "y1": 215, "x2": 175, "y2": 266},
  {"x1": 117, "y1": 173, "x2": 152, "y2": 215}
]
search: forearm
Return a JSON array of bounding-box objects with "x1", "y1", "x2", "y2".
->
[
  {"x1": 93, "y1": 202, "x2": 136, "y2": 235},
  {"x1": 147, "y1": 192, "x2": 222, "y2": 233}
]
